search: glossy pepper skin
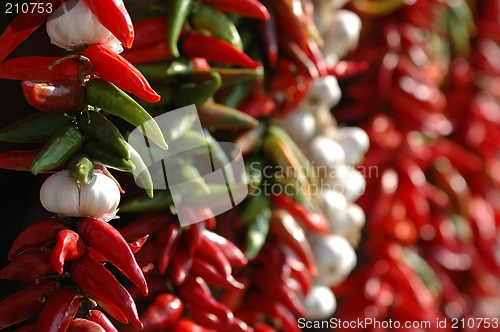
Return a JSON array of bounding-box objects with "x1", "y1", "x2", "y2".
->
[
  {"x1": 166, "y1": 0, "x2": 193, "y2": 58},
  {"x1": 82, "y1": 44, "x2": 160, "y2": 103},
  {"x1": 68, "y1": 319, "x2": 106, "y2": 332},
  {"x1": 83, "y1": 0, "x2": 134, "y2": 48},
  {"x1": 0, "y1": 251, "x2": 56, "y2": 280},
  {"x1": 21, "y1": 80, "x2": 85, "y2": 114},
  {"x1": 51, "y1": 229, "x2": 86, "y2": 275},
  {"x1": 0, "y1": 56, "x2": 79, "y2": 81},
  {"x1": 201, "y1": 0, "x2": 269, "y2": 20},
  {"x1": 37, "y1": 288, "x2": 80, "y2": 332},
  {"x1": 86, "y1": 310, "x2": 118, "y2": 332},
  {"x1": 0, "y1": 280, "x2": 57, "y2": 330},
  {"x1": 70, "y1": 254, "x2": 143, "y2": 328},
  {"x1": 8, "y1": 220, "x2": 67, "y2": 260},
  {"x1": 76, "y1": 218, "x2": 148, "y2": 296}
]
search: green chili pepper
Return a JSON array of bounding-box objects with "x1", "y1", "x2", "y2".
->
[
  {"x1": 76, "y1": 110, "x2": 130, "y2": 160},
  {"x1": 173, "y1": 71, "x2": 222, "y2": 108},
  {"x1": 68, "y1": 153, "x2": 94, "y2": 185},
  {"x1": 191, "y1": 3, "x2": 243, "y2": 51},
  {"x1": 85, "y1": 78, "x2": 168, "y2": 150},
  {"x1": 0, "y1": 113, "x2": 72, "y2": 143},
  {"x1": 82, "y1": 139, "x2": 135, "y2": 172},
  {"x1": 134, "y1": 63, "x2": 170, "y2": 81},
  {"x1": 241, "y1": 193, "x2": 270, "y2": 225},
  {"x1": 204, "y1": 129, "x2": 236, "y2": 184},
  {"x1": 172, "y1": 162, "x2": 211, "y2": 196},
  {"x1": 245, "y1": 158, "x2": 263, "y2": 194},
  {"x1": 127, "y1": 142, "x2": 154, "y2": 198},
  {"x1": 31, "y1": 125, "x2": 85, "y2": 175},
  {"x1": 199, "y1": 102, "x2": 258, "y2": 129},
  {"x1": 218, "y1": 81, "x2": 253, "y2": 108},
  {"x1": 166, "y1": 59, "x2": 192, "y2": 77},
  {"x1": 245, "y1": 206, "x2": 271, "y2": 260},
  {"x1": 120, "y1": 190, "x2": 173, "y2": 213},
  {"x1": 166, "y1": 0, "x2": 193, "y2": 58}
]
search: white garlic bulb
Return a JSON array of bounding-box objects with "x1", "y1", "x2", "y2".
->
[
  {"x1": 329, "y1": 165, "x2": 366, "y2": 201},
  {"x1": 40, "y1": 170, "x2": 120, "y2": 221},
  {"x1": 306, "y1": 135, "x2": 346, "y2": 169},
  {"x1": 319, "y1": 189, "x2": 347, "y2": 222},
  {"x1": 46, "y1": 0, "x2": 123, "y2": 53},
  {"x1": 304, "y1": 76, "x2": 342, "y2": 110},
  {"x1": 278, "y1": 109, "x2": 317, "y2": 142},
  {"x1": 309, "y1": 234, "x2": 357, "y2": 287},
  {"x1": 336, "y1": 127, "x2": 370, "y2": 165},
  {"x1": 322, "y1": 10, "x2": 362, "y2": 60},
  {"x1": 303, "y1": 285, "x2": 338, "y2": 320},
  {"x1": 328, "y1": 203, "x2": 366, "y2": 246}
]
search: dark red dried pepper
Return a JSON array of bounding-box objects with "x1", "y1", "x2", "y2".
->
[
  {"x1": 201, "y1": 0, "x2": 269, "y2": 20},
  {"x1": 77, "y1": 218, "x2": 148, "y2": 296},
  {"x1": 157, "y1": 223, "x2": 182, "y2": 274},
  {"x1": 37, "y1": 287, "x2": 80, "y2": 332},
  {"x1": 191, "y1": 257, "x2": 244, "y2": 290},
  {"x1": 118, "y1": 213, "x2": 170, "y2": 241},
  {"x1": 82, "y1": 44, "x2": 160, "y2": 103},
  {"x1": 202, "y1": 230, "x2": 248, "y2": 267},
  {"x1": 0, "y1": 57, "x2": 79, "y2": 81},
  {"x1": 0, "y1": 251, "x2": 56, "y2": 280},
  {"x1": 21, "y1": 80, "x2": 85, "y2": 114},
  {"x1": 70, "y1": 254, "x2": 142, "y2": 328}
]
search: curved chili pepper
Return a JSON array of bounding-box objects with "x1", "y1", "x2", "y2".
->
[
  {"x1": 191, "y1": 257, "x2": 244, "y2": 289},
  {"x1": 201, "y1": 0, "x2": 269, "y2": 20},
  {"x1": 68, "y1": 319, "x2": 106, "y2": 332},
  {"x1": 202, "y1": 230, "x2": 248, "y2": 267},
  {"x1": 124, "y1": 293, "x2": 184, "y2": 332},
  {"x1": 21, "y1": 80, "x2": 84, "y2": 114},
  {"x1": 0, "y1": 150, "x2": 41, "y2": 171},
  {"x1": 181, "y1": 32, "x2": 261, "y2": 69},
  {"x1": 198, "y1": 103, "x2": 258, "y2": 129},
  {"x1": 166, "y1": 0, "x2": 193, "y2": 58},
  {"x1": 8, "y1": 220, "x2": 67, "y2": 260},
  {"x1": 0, "y1": 280, "x2": 57, "y2": 330},
  {"x1": 272, "y1": 0, "x2": 308, "y2": 51},
  {"x1": 0, "y1": 112, "x2": 72, "y2": 144},
  {"x1": 0, "y1": 0, "x2": 64, "y2": 61},
  {"x1": 12, "y1": 322, "x2": 37, "y2": 332},
  {"x1": 157, "y1": 223, "x2": 182, "y2": 274},
  {"x1": 271, "y1": 302, "x2": 301, "y2": 332},
  {"x1": 85, "y1": 78, "x2": 167, "y2": 150},
  {"x1": 86, "y1": 310, "x2": 118, "y2": 332},
  {"x1": 191, "y1": 3, "x2": 243, "y2": 50},
  {"x1": 88, "y1": 235, "x2": 149, "y2": 263},
  {"x1": 77, "y1": 111, "x2": 130, "y2": 160},
  {"x1": 196, "y1": 231, "x2": 232, "y2": 276},
  {"x1": 31, "y1": 125, "x2": 86, "y2": 175},
  {"x1": 272, "y1": 194, "x2": 330, "y2": 234},
  {"x1": 121, "y1": 41, "x2": 172, "y2": 65},
  {"x1": 270, "y1": 210, "x2": 317, "y2": 276},
  {"x1": 258, "y1": 0, "x2": 278, "y2": 67},
  {"x1": 82, "y1": 44, "x2": 160, "y2": 103},
  {"x1": 327, "y1": 60, "x2": 369, "y2": 79},
  {"x1": 70, "y1": 254, "x2": 142, "y2": 327},
  {"x1": 172, "y1": 248, "x2": 194, "y2": 286},
  {"x1": 279, "y1": 37, "x2": 319, "y2": 79},
  {"x1": 83, "y1": 0, "x2": 134, "y2": 48},
  {"x1": 0, "y1": 251, "x2": 56, "y2": 280},
  {"x1": 182, "y1": 213, "x2": 206, "y2": 255},
  {"x1": 0, "y1": 56, "x2": 79, "y2": 81},
  {"x1": 119, "y1": 213, "x2": 170, "y2": 241},
  {"x1": 127, "y1": 142, "x2": 155, "y2": 198},
  {"x1": 287, "y1": 256, "x2": 312, "y2": 295},
  {"x1": 81, "y1": 139, "x2": 134, "y2": 173},
  {"x1": 77, "y1": 218, "x2": 148, "y2": 296},
  {"x1": 50, "y1": 229, "x2": 86, "y2": 275},
  {"x1": 38, "y1": 287, "x2": 80, "y2": 332}
]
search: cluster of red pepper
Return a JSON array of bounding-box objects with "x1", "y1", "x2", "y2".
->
[{"x1": 333, "y1": 0, "x2": 500, "y2": 329}]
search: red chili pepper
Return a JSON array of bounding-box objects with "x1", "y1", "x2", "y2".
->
[
  {"x1": 12, "y1": 322, "x2": 37, "y2": 332},
  {"x1": 68, "y1": 319, "x2": 106, "y2": 332},
  {"x1": 157, "y1": 223, "x2": 182, "y2": 274},
  {"x1": 171, "y1": 248, "x2": 193, "y2": 286},
  {"x1": 306, "y1": 39, "x2": 328, "y2": 77},
  {"x1": 181, "y1": 32, "x2": 261, "y2": 69},
  {"x1": 70, "y1": 254, "x2": 142, "y2": 328},
  {"x1": 0, "y1": 280, "x2": 57, "y2": 330},
  {"x1": 196, "y1": 232, "x2": 232, "y2": 277},
  {"x1": 82, "y1": 44, "x2": 160, "y2": 103},
  {"x1": 0, "y1": 0, "x2": 64, "y2": 61},
  {"x1": 0, "y1": 56, "x2": 79, "y2": 81},
  {"x1": 272, "y1": 0, "x2": 308, "y2": 51},
  {"x1": 21, "y1": 80, "x2": 85, "y2": 114},
  {"x1": 271, "y1": 302, "x2": 301, "y2": 332},
  {"x1": 77, "y1": 218, "x2": 148, "y2": 296},
  {"x1": 201, "y1": 0, "x2": 269, "y2": 20},
  {"x1": 238, "y1": 92, "x2": 276, "y2": 119},
  {"x1": 119, "y1": 213, "x2": 170, "y2": 241},
  {"x1": 83, "y1": 0, "x2": 134, "y2": 48},
  {"x1": 191, "y1": 257, "x2": 244, "y2": 290},
  {"x1": 132, "y1": 242, "x2": 158, "y2": 269},
  {"x1": 8, "y1": 220, "x2": 67, "y2": 260},
  {"x1": 121, "y1": 41, "x2": 172, "y2": 65},
  {"x1": 287, "y1": 256, "x2": 312, "y2": 295},
  {"x1": 0, "y1": 251, "x2": 56, "y2": 280},
  {"x1": 201, "y1": 230, "x2": 247, "y2": 267},
  {"x1": 132, "y1": 17, "x2": 168, "y2": 49},
  {"x1": 271, "y1": 194, "x2": 330, "y2": 234},
  {"x1": 38, "y1": 287, "x2": 80, "y2": 332},
  {"x1": 87, "y1": 236, "x2": 148, "y2": 263},
  {"x1": 173, "y1": 319, "x2": 215, "y2": 332},
  {"x1": 86, "y1": 310, "x2": 118, "y2": 332},
  {"x1": 279, "y1": 37, "x2": 319, "y2": 79},
  {"x1": 124, "y1": 293, "x2": 184, "y2": 332},
  {"x1": 50, "y1": 229, "x2": 86, "y2": 275},
  {"x1": 327, "y1": 60, "x2": 369, "y2": 79},
  {"x1": 258, "y1": 0, "x2": 278, "y2": 68},
  {"x1": 182, "y1": 212, "x2": 206, "y2": 255},
  {"x1": 270, "y1": 210, "x2": 317, "y2": 276}
]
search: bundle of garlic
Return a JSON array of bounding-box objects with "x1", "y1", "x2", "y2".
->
[{"x1": 277, "y1": 0, "x2": 368, "y2": 320}]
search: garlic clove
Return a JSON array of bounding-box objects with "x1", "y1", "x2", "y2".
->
[
  {"x1": 328, "y1": 165, "x2": 366, "y2": 201},
  {"x1": 310, "y1": 234, "x2": 357, "y2": 287},
  {"x1": 328, "y1": 203, "x2": 366, "y2": 246},
  {"x1": 278, "y1": 109, "x2": 317, "y2": 142},
  {"x1": 306, "y1": 135, "x2": 346, "y2": 169},
  {"x1": 303, "y1": 285, "x2": 338, "y2": 320},
  {"x1": 305, "y1": 76, "x2": 342, "y2": 110},
  {"x1": 79, "y1": 172, "x2": 120, "y2": 221},
  {"x1": 322, "y1": 10, "x2": 362, "y2": 59},
  {"x1": 319, "y1": 189, "x2": 348, "y2": 222},
  {"x1": 40, "y1": 170, "x2": 80, "y2": 217},
  {"x1": 336, "y1": 127, "x2": 370, "y2": 166}
]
